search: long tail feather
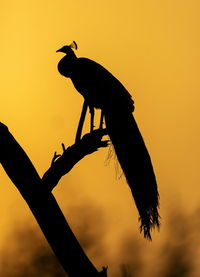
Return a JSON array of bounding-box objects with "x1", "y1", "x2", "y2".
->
[{"x1": 104, "y1": 108, "x2": 160, "y2": 239}]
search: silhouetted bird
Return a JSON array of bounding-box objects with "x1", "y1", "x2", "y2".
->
[{"x1": 57, "y1": 41, "x2": 160, "y2": 239}]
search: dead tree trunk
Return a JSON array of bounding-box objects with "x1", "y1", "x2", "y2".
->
[{"x1": 0, "y1": 122, "x2": 108, "y2": 277}]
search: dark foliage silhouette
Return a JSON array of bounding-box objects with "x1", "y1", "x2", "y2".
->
[
  {"x1": 160, "y1": 210, "x2": 195, "y2": 277},
  {"x1": 1, "y1": 205, "x2": 199, "y2": 277},
  {"x1": 56, "y1": 41, "x2": 160, "y2": 239},
  {"x1": 1, "y1": 225, "x2": 67, "y2": 277},
  {"x1": 0, "y1": 202, "x2": 107, "y2": 277}
]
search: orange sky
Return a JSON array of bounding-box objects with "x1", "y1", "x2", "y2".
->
[{"x1": 0, "y1": 1, "x2": 200, "y2": 275}]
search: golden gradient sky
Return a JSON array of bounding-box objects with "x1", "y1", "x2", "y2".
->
[{"x1": 0, "y1": 0, "x2": 200, "y2": 275}]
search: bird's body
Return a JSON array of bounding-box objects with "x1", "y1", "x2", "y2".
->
[
  {"x1": 58, "y1": 56, "x2": 134, "y2": 112},
  {"x1": 57, "y1": 42, "x2": 160, "y2": 239}
]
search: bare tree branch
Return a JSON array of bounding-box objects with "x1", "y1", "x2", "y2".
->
[
  {"x1": 42, "y1": 128, "x2": 109, "y2": 191},
  {"x1": 0, "y1": 122, "x2": 108, "y2": 277}
]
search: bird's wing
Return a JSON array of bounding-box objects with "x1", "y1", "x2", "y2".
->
[{"x1": 71, "y1": 58, "x2": 134, "y2": 111}]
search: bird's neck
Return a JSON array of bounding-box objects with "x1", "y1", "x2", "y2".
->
[{"x1": 58, "y1": 55, "x2": 77, "y2": 78}]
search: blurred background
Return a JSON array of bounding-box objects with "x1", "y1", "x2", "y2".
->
[{"x1": 0, "y1": 1, "x2": 200, "y2": 276}]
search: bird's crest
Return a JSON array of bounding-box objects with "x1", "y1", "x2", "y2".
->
[{"x1": 69, "y1": 41, "x2": 78, "y2": 50}]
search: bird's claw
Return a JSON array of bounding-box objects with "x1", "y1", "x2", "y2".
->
[
  {"x1": 90, "y1": 125, "x2": 95, "y2": 133},
  {"x1": 80, "y1": 128, "x2": 109, "y2": 153}
]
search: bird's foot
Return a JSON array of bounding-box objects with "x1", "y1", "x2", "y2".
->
[
  {"x1": 99, "y1": 122, "x2": 104, "y2": 130},
  {"x1": 80, "y1": 128, "x2": 109, "y2": 153},
  {"x1": 90, "y1": 124, "x2": 95, "y2": 133}
]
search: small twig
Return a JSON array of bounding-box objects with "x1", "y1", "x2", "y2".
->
[
  {"x1": 51, "y1": 152, "x2": 61, "y2": 166},
  {"x1": 99, "y1": 266, "x2": 108, "y2": 277},
  {"x1": 61, "y1": 143, "x2": 66, "y2": 152}
]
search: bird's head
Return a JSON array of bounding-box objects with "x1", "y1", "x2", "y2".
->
[
  {"x1": 56, "y1": 41, "x2": 78, "y2": 56},
  {"x1": 57, "y1": 41, "x2": 78, "y2": 77}
]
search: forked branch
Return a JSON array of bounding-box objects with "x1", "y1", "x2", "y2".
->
[{"x1": 0, "y1": 122, "x2": 108, "y2": 277}]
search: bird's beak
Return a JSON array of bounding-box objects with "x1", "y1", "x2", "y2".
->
[{"x1": 56, "y1": 48, "x2": 62, "y2": 53}]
